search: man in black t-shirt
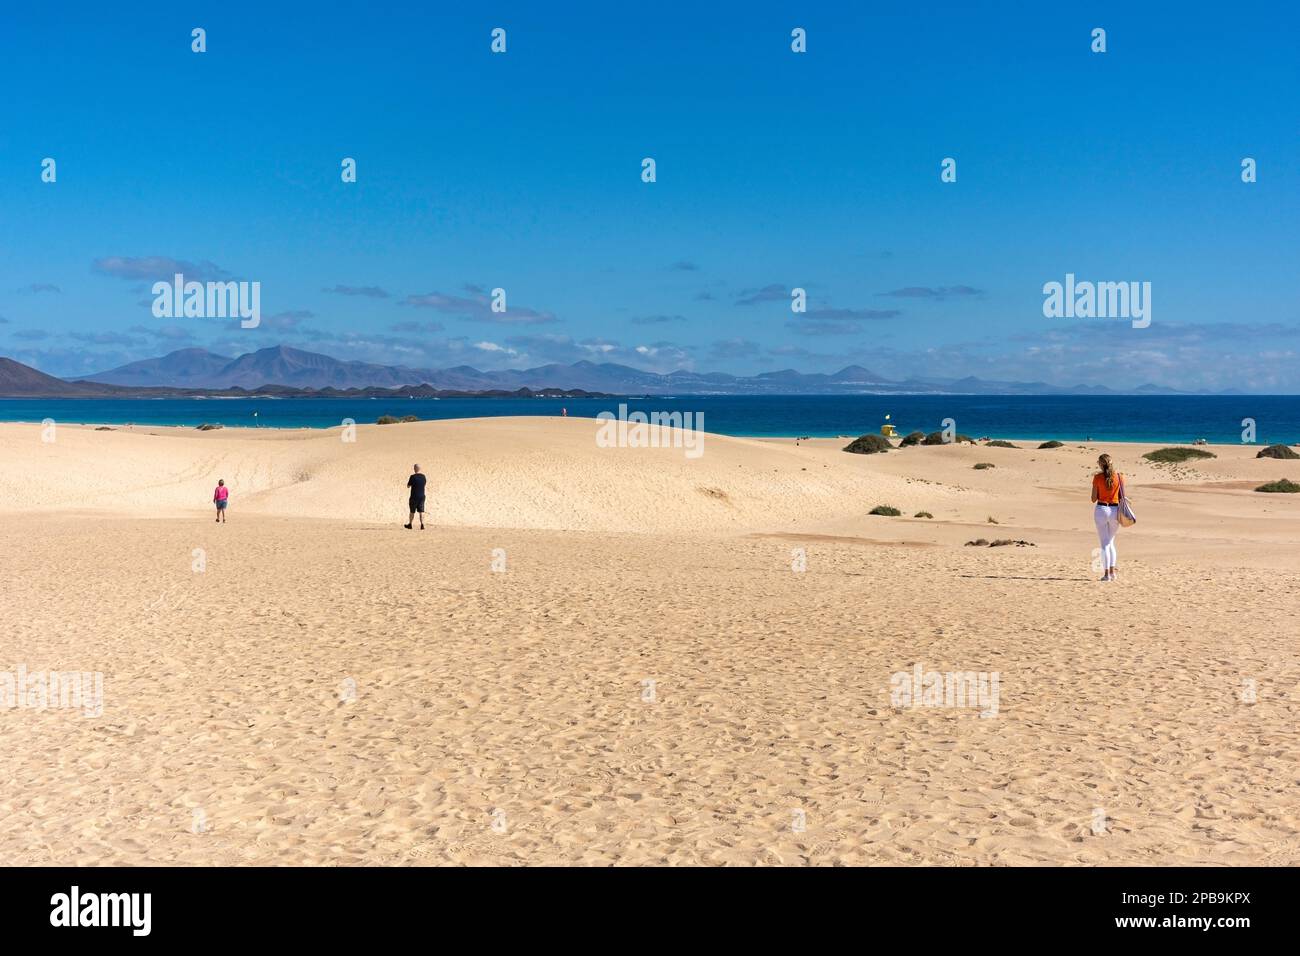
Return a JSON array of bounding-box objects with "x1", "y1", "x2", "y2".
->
[{"x1": 405, "y1": 464, "x2": 427, "y2": 530}]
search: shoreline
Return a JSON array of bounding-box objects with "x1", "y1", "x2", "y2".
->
[
  {"x1": 0, "y1": 417, "x2": 1291, "y2": 449},
  {"x1": 4, "y1": 394, "x2": 1298, "y2": 446}
]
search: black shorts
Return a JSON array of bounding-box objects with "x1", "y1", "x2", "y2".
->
[{"x1": 409, "y1": 497, "x2": 426, "y2": 513}]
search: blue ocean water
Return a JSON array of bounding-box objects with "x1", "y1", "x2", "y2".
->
[{"x1": 1, "y1": 395, "x2": 1298, "y2": 444}]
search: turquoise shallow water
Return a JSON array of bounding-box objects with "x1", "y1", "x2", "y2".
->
[{"x1": 2, "y1": 395, "x2": 1298, "y2": 444}]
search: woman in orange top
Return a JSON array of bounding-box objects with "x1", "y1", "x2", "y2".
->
[{"x1": 1090, "y1": 454, "x2": 1123, "y2": 581}]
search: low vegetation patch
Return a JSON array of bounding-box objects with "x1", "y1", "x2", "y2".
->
[
  {"x1": 1255, "y1": 479, "x2": 1300, "y2": 493},
  {"x1": 196, "y1": 423, "x2": 223, "y2": 431},
  {"x1": 1256, "y1": 444, "x2": 1299, "y2": 460},
  {"x1": 986, "y1": 440, "x2": 1018, "y2": 448},
  {"x1": 1038, "y1": 440, "x2": 1064, "y2": 449},
  {"x1": 922, "y1": 431, "x2": 975, "y2": 445},
  {"x1": 843, "y1": 433, "x2": 892, "y2": 454},
  {"x1": 973, "y1": 462, "x2": 995, "y2": 470},
  {"x1": 965, "y1": 538, "x2": 1036, "y2": 547},
  {"x1": 94, "y1": 426, "x2": 115, "y2": 431},
  {"x1": 869, "y1": 505, "x2": 902, "y2": 516},
  {"x1": 898, "y1": 431, "x2": 926, "y2": 447},
  {"x1": 399, "y1": 415, "x2": 420, "y2": 423},
  {"x1": 1143, "y1": 447, "x2": 1216, "y2": 463},
  {"x1": 987, "y1": 516, "x2": 998, "y2": 524},
  {"x1": 913, "y1": 511, "x2": 933, "y2": 519},
  {"x1": 376, "y1": 415, "x2": 399, "y2": 425}
]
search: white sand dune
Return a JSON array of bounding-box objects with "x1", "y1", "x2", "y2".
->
[
  {"x1": 1, "y1": 418, "x2": 1297, "y2": 865},
  {"x1": 1, "y1": 418, "x2": 923, "y2": 533}
]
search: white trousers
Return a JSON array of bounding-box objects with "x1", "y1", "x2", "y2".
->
[{"x1": 1094, "y1": 504, "x2": 1119, "y2": 569}]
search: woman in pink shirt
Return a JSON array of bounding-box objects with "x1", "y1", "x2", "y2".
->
[{"x1": 213, "y1": 479, "x2": 229, "y2": 523}]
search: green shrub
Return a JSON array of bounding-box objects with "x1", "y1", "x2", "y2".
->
[
  {"x1": 1143, "y1": 447, "x2": 1216, "y2": 463},
  {"x1": 899, "y1": 431, "x2": 926, "y2": 447},
  {"x1": 922, "y1": 431, "x2": 975, "y2": 445},
  {"x1": 196, "y1": 423, "x2": 224, "y2": 431},
  {"x1": 869, "y1": 505, "x2": 902, "y2": 516},
  {"x1": 376, "y1": 415, "x2": 399, "y2": 425},
  {"x1": 400, "y1": 415, "x2": 420, "y2": 423},
  {"x1": 973, "y1": 462, "x2": 995, "y2": 470},
  {"x1": 913, "y1": 511, "x2": 933, "y2": 519},
  {"x1": 1256, "y1": 444, "x2": 1299, "y2": 460},
  {"x1": 1038, "y1": 440, "x2": 1064, "y2": 449},
  {"x1": 1255, "y1": 479, "x2": 1300, "y2": 493},
  {"x1": 986, "y1": 440, "x2": 1018, "y2": 448},
  {"x1": 843, "y1": 433, "x2": 892, "y2": 455}
]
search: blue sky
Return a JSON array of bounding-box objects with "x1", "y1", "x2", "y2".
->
[{"x1": 1, "y1": 1, "x2": 1296, "y2": 391}]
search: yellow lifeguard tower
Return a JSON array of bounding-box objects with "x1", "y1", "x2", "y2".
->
[{"x1": 880, "y1": 413, "x2": 898, "y2": 438}]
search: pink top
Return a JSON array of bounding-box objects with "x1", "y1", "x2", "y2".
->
[{"x1": 214, "y1": 485, "x2": 229, "y2": 501}]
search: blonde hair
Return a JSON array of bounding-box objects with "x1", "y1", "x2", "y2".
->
[{"x1": 1097, "y1": 454, "x2": 1116, "y2": 489}]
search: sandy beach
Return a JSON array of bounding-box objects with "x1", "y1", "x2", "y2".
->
[{"x1": 1, "y1": 417, "x2": 1297, "y2": 865}]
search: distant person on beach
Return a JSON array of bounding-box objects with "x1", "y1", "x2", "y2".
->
[
  {"x1": 405, "y1": 464, "x2": 426, "y2": 530},
  {"x1": 1090, "y1": 454, "x2": 1123, "y2": 581},
  {"x1": 213, "y1": 479, "x2": 229, "y2": 523}
]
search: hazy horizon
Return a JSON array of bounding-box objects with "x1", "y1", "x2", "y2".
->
[{"x1": 26, "y1": 342, "x2": 1287, "y2": 395}]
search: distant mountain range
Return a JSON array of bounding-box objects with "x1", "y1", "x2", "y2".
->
[
  {"x1": 42, "y1": 344, "x2": 1191, "y2": 396},
  {"x1": 1, "y1": 357, "x2": 116, "y2": 397},
  {"x1": 0, "y1": 355, "x2": 602, "y2": 400}
]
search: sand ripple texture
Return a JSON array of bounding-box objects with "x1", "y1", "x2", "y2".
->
[{"x1": 1, "y1": 420, "x2": 1297, "y2": 864}]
